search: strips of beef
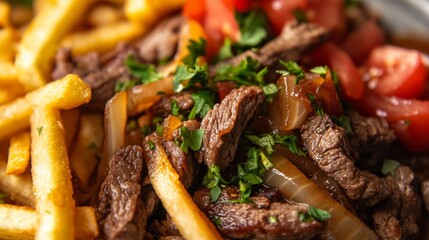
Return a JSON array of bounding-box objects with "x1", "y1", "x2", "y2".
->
[
  {"x1": 423, "y1": 180, "x2": 429, "y2": 212},
  {"x1": 372, "y1": 166, "x2": 419, "y2": 239},
  {"x1": 193, "y1": 187, "x2": 324, "y2": 240},
  {"x1": 163, "y1": 141, "x2": 196, "y2": 189},
  {"x1": 214, "y1": 22, "x2": 328, "y2": 71},
  {"x1": 94, "y1": 145, "x2": 146, "y2": 240},
  {"x1": 197, "y1": 86, "x2": 265, "y2": 169},
  {"x1": 153, "y1": 92, "x2": 194, "y2": 117},
  {"x1": 300, "y1": 114, "x2": 391, "y2": 206}
]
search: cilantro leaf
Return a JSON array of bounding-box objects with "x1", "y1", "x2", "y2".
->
[
  {"x1": 307, "y1": 94, "x2": 325, "y2": 116},
  {"x1": 171, "y1": 100, "x2": 179, "y2": 116},
  {"x1": 182, "y1": 38, "x2": 206, "y2": 66},
  {"x1": 246, "y1": 134, "x2": 275, "y2": 155},
  {"x1": 262, "y1": 83, "x2": 278, "y2": 103},
  {"x1": 179, "y1": 127, "x2": 204, "y2": 153},
  {"x1": 293, "y1": 8, "x2": 308, "y2": 23},
  {"x1": 87, "y1": 142, "x2": 97, "y2": 150},
  {"x1": 203, "y1": 165, "x2": 225, "y2": 202},
  {"x1": 278, "y1": 60, "x2": 305, "y2": 84},
  {"x1": 235, "y1": 10, "x2": 269, "y2": 48},
  {"x1": 37, "y1": 126, "x2": 43, "y2": 136},
  {"x1": 173, "y1": 64, "x2": 208, "y2": 93},
  {"x1": 246, "y1": 133, "x2": 305, "y2": 156},
  {"x1": 299, "y1": 206, "x2": 331, "y2": 222},
  {"x1": 125, "y1": 55, "x2": 162, "y2": 84},
  {"x1": 331, "y1": 115, "x2": 352, "y2": 134},
  {"x1": 217, "y1": 38, "x2": 234, "y2": 61},
  {"x1": 215, "y1": 57, "x2": 267, "y2": 86},
  {"x1": 310, "y1": 66, "x2": 329, "y2": 78},
  {"x1": 188, "y1": 90, "x2": 215, "y2": 120},
  {"x1": 115, "y1": 80, "x2": 137, "y2": 92},
  {"x1": 148, "y1": 140, "x2": 155, "y2": 150},
  {"x1": 381, "y1": 159, "x2": 400, "y2": 176}
]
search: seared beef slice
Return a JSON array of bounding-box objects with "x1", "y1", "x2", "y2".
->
[
  {"x1": 300, "y1": 115, "x2": 391, "y2": 206},
  {"x1": 197, "y1": 86, "x2": 265, "y2": 169},
  {"x1": 95, "y1": 145, "x2": 147, "y2": 239}
]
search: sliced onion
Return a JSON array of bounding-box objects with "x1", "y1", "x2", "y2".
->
[{"x1": 264, "y1": 152, "x2": 378, "y2": 240}]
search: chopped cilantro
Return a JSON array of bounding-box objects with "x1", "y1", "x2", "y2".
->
[
  {"x1": 37, "y1": 126, "x2": 43, "y2": 136},
  {"x1": 125, "y1": 55, "x2": 162, "y2": 84},
  {"x1": 278, "y1": 60, "x2": 305, "y2": 84},
  {"x1": 182, "y1": 38, "x2": 207, "y2": 66},
  {"x1": 293, "y1": 8, "x2": 308, "y2": 23},
  {"x1": 173, "y1": 64, "x2": 208, "y2": 93},
  {"x1": 115, "y1": 80, "x2": 137, "y2": 92},
  {"x1": 188, "y1": 90, "x2": 215, "y2": 120},
  {"x1": 148, "y1": 140, "x2": 155, "y2": 150},
  {"x1": 87, "y1": 142, "x2": 97, "y2": 150},
  {"x1": 215, "y1": 57, "x2": 267, "y2": 86},
  {"x1": 381, "y1": 159, "x2": 400, "y2": 176},
  {"x1": 203, "y1": 165, "x2": 224, "y2": 202},
  {"x1": 307, "y1": 94, "x2": 325, "y2": 116},
  {"x1": 268, "y1": 215, "x2": 278, "y2": 224},
  {"x1": 246, "y1": 134, "x2": 275, "y2": 155},
  {"x1": 212, "y1": 216, "x2": 222, "y2": 226},
  {"x1": 299, "y1": 206, "x2": 331, "y2": 222},
  {"x1": 331, "y1": 115, "x2": 352, "y2": 134},
  {"x1": 246, "y1": 133, "x2": 305, "y2": 156},
  {"x1": 171, "y1": 100, "x2": 179, "y2": 116},
  {"x1": 126, "y1": 120, "x2": 139, "y2": 131},
  {"x1": 0, "y1": 193, "x2": 6, "y2": 204},
  {"x1": 310, "y1": 66, "x2": 329, "y2": 78},
  {"x1": 217, "y1": 38, "x2": 234, "y2": 61},
  {"x1": 262, "y1": 83, "x2": 279, "y2": 103},
  {"x1": 155, "y1": 124, "x2": 163, "y2": 135},
  {"x1": 179, "y1": 127, "x2": 204, "y2": 153},
  {"x1": 235, "y1": 10, "x2": 269, "y2": 49}
]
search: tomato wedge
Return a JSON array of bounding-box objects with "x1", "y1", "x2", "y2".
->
[
  {"x1": 307, "y1": 0, "x2": 345, "y2": 34},
  {"x1": 261, "y1": 0, "x2": 308, "y2": 34},
  {"x1": 232, "y1": 0, "x2": 251, "y2": 12},
  {"x1": 354, "y1": 89, "x2": 429, "y2": 152},
  {"x1": 309, "y1": 43, "x2": 364, "y2": 100},
  {"x1": 364, "y1": 45, "x2": 428, "y2": 99}
]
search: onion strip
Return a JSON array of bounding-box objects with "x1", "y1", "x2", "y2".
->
[{"x1": 264, "y1": 152, "x2": 378, "y2": 240}]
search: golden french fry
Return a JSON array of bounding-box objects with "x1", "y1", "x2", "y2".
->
[
  {"x1": 0, "y1": 2, "x2": 10, "y2": 27},
  {"x1": 124, "y1": 0, "x2": 185, "y2": 25},
  {"x1": 60, "y1": 21, "x2": 146, "y2": 55},
  {"x1": 0, "y1": 61, "x2": 19, "y2": 86},
  {"x1": 0, "y1": 74, "x2": 91, "y2": 141},
  {"x1": 30, "y1": 106, "x2": 75, "y2": 240},
  {"x1": 70, "y1": 113, "x2": 103, "y2": 189},
  {"x1": 146, "y1": 134, "x2": 222, "y2": 240},
  {"x1": 0, "y1": 153, "x2": 34, "y2": 207},
  {"x1": 0, "y1": 28, "x2": 18, "y2": 62},
  {"x1": 87, "y1": 4, "x2": 124, "y2": 27},
  {"x1": 15, "y1": 0, "x2": 93, "y2": 91},
  {"x1": 0, "y1": 205, "x2": 99, "y2": 240},
  {"x1": 6, "y1": 131, "x2": 31, "y2": 175},
  {"x1": 0, "y1": 89, "x2": 19, "y2": 105},
  {"x1": 61, "y1": 109, "x2": 80, "y2": 151}
]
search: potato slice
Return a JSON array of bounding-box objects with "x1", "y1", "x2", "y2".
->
[
  {"x1": 6, "y1": 131, "x2": 31, "y2": 175},
  {"x1": 124, "y1": 0, "x2": 185, "y2": 25}
]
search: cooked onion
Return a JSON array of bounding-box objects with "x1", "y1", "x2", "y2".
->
[{"x1": 264, "y1": 152, "x2": 378, "y2": 240}]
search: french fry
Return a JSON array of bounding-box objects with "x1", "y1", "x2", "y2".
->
[
  {"x1": 61, "y1": 109, "x2": 80, "y2": 151},
  {"x1": 70, "y1": 113, "x2": 103, "y2": 190},
  {"x1": 0, "y1": 28, "x2": 18, "y2": 62},
  {"x1": 6, "y1": 131, "x2": 31, "y2": 175},
  {"x1": 30, "y1": 106, "x2": 75, "y2": 240},
  {"x1": 0, "y1": 74, "x2": 91, "y2": 141},
  {"x1": 0, "y1": 154, "x2": 34, "y2": 207},
  {"x1": 0, "y1": 205, "x2": 99, "y2": 240},
  {"x1": 0, "y1": 61, "x2": 19, "y2": 86},
  {"x1": 124, "y1": 0, "x2": 185, "y2": 25},
  {"x1": 145, "y1": 134, "x2": 222, "y2": 240},
  {"x1": 15, "y1": 0, "x2": 93, "y2": 91},
  {"x1": 0, "y1": 89, "x2": 20, "y2": 105},
  {"x1": 0, "y1": 1, "x2": 10, "y2": 27},
  {"x1": 60, "y1": 21, "x2": 146, "y2": 55},
  {"x1": 87, "y1": 4, "x2": 124, "y2": 27}
]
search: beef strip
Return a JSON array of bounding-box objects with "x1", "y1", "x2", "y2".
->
[
  {"x1": 163, "y1": 140, "x2": 196, "y2": 189},
  {"x1": 193, "y1": 187, "x2": 324, "y2": 240},
  {"x1": 213, "y1": 22, "x2": 328, "y2": 72},
  {"x1": 149, "y1": 215, "x2": 181, "y2": 237},
  {"x1": 423, "y1": 180, "x2": 429, "y2": 212},
  {"x1": 134, "y1": 15, "x2": 183, "y2": 63},
  {"x1": 94, "y1": 145, "x2": 147, "y2": 240},
  {"x1": 300, "y1": 114, "x2": 391, "y2": 206},
  {"x1": 153, "y1": 92, "x2": 194, "y2": 117},
  {"x1": 372, "y1": 166, "x2": 419, "y2": 240},
  {"x1": 197, "y1": 86, "x2": 265, "y2": 169}
]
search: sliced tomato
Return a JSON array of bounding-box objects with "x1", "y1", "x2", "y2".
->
[
  {"x1": 232, "y1": 0, "x2": 252, "y2": 12},
  {"x1": 354, "y1": 89, "x2": 429, "y2": 152},
  {"x1": 364, "y1": 45, "x2": 428, "y2": 99},
  {"x1": 342, "y1": 20, "x2": 385, "y2": 64},
  {"x1": 183, "y1": 0, "x2": 205, "y2": 23},
  {"x1": 308, "y1": 0, "x2": 345, "y2": 34},
  {"x1": 217, "y1": 81, "x2": 237, "y2": 100},
  {"x1": 261, "y1": 0, "x2": 308, "y2": 34},
  {"x1": 309, "y1": 43, "x2": 364, "y2": 100}
]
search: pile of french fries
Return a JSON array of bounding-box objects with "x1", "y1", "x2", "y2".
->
[{"x1": 0, "y1": 0, "x2": 184, "y2": 239}]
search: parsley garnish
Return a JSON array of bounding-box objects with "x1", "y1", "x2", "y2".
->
[
  {"x1": 115, "y1": 80, "x2": 137, "y2": 92},
  {"x1": 212, "y1": 216, "x2": 222, "y2": 226},
  {"x1": 307, "y1": 94, "x2": 325, "y2": 116},
  {"x1": 126, "y1": 55, "x2": 162, "y2": 84},
  {"x1": 202, "y1": 165, "x2": 225, "y2": 202},
  {"x1": 331, "y1": 115, "x2": 352, "y2": 134},
  {"x1": 381, "y1": 159, "x2": 400, "y2": 176},
  {"x1": 148, "y1": 140, "x2": 155, "y2": 150},
  {"x1": 182, "y1": 38, "x2": 206, "y2": 66},
  {"x1": 246, "y1": 133, "x2": 305, "y2": 156},
  {"x1": 171, "y1": 100, "x2": 179, "y2": 116},
  {"x1": 188, "y1": 90, "x2": 215, "y2": 120},
  {"x1": 278, "y1": 60, "x2": 305, "y2": 84},
  {"x1": 87, "y1": 142, "x2": 97, "y2": 150},
  {"x1": 179, "y1": 127, "x2": 204, "y2": 153},
  {"x1": 215, "y1": 57, "x2": 267, "y2": 86},
  {"x1": 299, "y1": 206, "x2": 331, "y2": 222},
  {"x1": 37, "y1": 126, "x2": 43, "y2": 136},
  {"x1": 217, "y1": 38, "x2": 234, "y2": 61},
  {"x1": 0, "y1": 193, "x2": 6, "y2": 204},
  {"x1": 173, "y1": 64, "x2": 208, "y2": 93},
  {"x1": 310, "y1": 66, "x2": 329, "y2": 78},
  {"x1": 235, "y1": 10, "x2": 269, "y2": 49},
  {"x1": 262, "y1": 83, "x2": 279, "y2": 103}
]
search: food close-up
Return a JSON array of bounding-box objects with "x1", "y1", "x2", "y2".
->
[{"x1": 0, "y1": 0, "x2": 428, "y2": 239}]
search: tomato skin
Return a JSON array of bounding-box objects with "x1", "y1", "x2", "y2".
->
[
  {"x1": 364, "y1": 45, "x2": 428, "y2": 99},
  {"x1": 232, "y1": 0, "x2": 252, "y2": 12},
  {"x1": 261, "y1": 0, "x2": 308, "y2": 34},
  {"x1": 308, "y1": 0, "x2": 345, "y2": 34},
  {"x1": 354, "y1": 89, "x2": 429, "y2": 152},
  {"x1": 342, "y1": 20, "x2": 385, "y2": 64},
  {"x1": 309, "y1": 43, "x2": 364, "y2": 100},
  {"x1": 183, "y1": 0, "x2": 205, "y2": 23},
  {"x1": 217, "y1": 81, "x2": 237, "y2": 100}
]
